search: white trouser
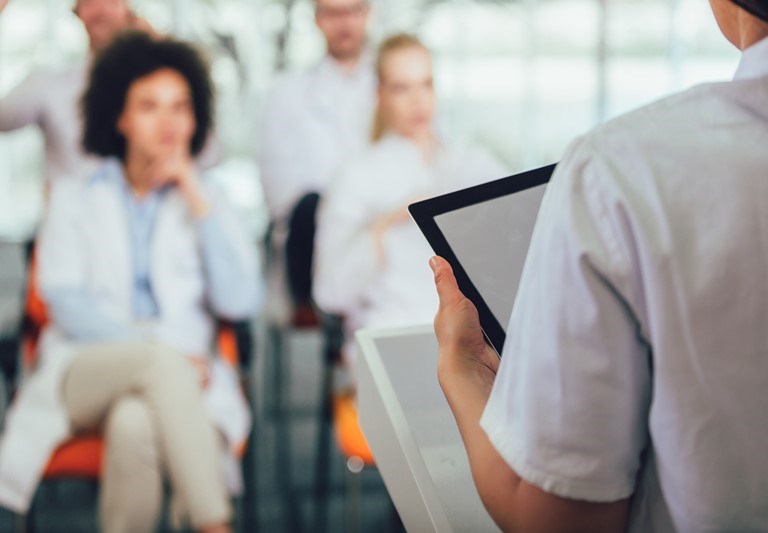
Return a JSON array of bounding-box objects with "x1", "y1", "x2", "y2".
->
[{"x1": 62, "y1": 342, "x2": 231, "y2": 533}]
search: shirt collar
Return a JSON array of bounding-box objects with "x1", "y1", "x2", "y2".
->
[
  {"x1": 318, "y1": 49, "x2": 373, "y2": 80},
  {"x1": 734, "y1": 35, "x2": 768, "y2": 80},
  {"x1": 88, "y1": 157, "x2": 169, "y2": 201},
  {"x1": 89, "y1": 157, "x2": 124, "y2": 185},
  {"x1": 379, "y1": 132, "x2": 445, "y2": 166}
]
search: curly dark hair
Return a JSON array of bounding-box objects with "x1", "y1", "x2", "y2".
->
[{"x1": 82, "y1": 31, "x2": 214, "y2": 159}]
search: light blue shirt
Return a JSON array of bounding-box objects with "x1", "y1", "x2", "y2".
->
[
  {"x1": 117, "y1": 172, "x2": 165, "y2": 319},
  {"x1": 45, "y1": 160, "x2": 252, "y2": 342}
]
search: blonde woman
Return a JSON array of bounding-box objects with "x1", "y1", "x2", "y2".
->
[{"x1": 313, "y1": 34, "x2": 506, "y2": 366}]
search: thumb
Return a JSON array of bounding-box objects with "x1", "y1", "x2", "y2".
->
[{"x1": 429, "y1": 256, "x2": 464, "y2": 307}]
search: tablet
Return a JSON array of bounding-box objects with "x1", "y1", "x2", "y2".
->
[{"x1": 409, "y1": 163, "x2": 556, "y2": 356}]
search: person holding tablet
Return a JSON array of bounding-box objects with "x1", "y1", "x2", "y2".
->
[
  {"x1": 430, "y1": 0, "x2": 768, "y2": 530},
  {"x1": 313, "y1": 33, "x2": 505, "y2": 367}
]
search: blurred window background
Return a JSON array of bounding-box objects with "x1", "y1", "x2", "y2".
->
[{"x1": 0, "y1": 0, "x2": 740, "y2": 240}]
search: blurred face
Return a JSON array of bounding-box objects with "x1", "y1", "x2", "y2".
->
[
  {"x1": 315, "y1": 0, "x2": 370, "y2": 61},
  {"x1": 75, "y1": 0, "x2": 132, "y2": 51},
  {"x1": 117, "y1": 68, "x2": 196, "y2": 162},
  {"x1": 377, "y1": 46, "x2": 435, "y2": 141}
]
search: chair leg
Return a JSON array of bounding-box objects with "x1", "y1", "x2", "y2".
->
[
  {"x1": 314, "y1": 314, "x2": 345, "y2": 533},
  {"x1": 271, "y1": 328, "x2": 304, "y2": 533},
  {"x1": 266, "y1": 325, "x2": 284, "y2": 421},
  {"x1": 245, "y1": 324, "x2": 260, "y2": 533},
  {"x1": 313, "y1": 360, "x2": 333, "y2": 533},
  {"x1": 241, "y1": 429, "x2": 259, "y2": 533},
  {"x1": 18, "y1": 511, "x2": 29, "y2": 533},
  {"x1": 345, "y1": 458, "x2": 364, "y2": 533}
]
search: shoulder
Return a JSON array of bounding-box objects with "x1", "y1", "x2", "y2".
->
[
  {"x1": 336, "y1": 137, "x2": 417, "y2": 179},
  {"x1": 549, "y1": 81, "x2": 747, "y2": 195},
  {"x1": 264, "y1": 64, "x2": 320, "y2": 104},
  {"x1": 443, "y1": 142, "x2": 509, "y2": 180},
  {"x1": 69, "y1": 159, "x2": 122, "y2": 198},
  {"x1": 586, "y1": 81, "x2": 738, "y2": 165},
  {"x1": 323, "y1": 142, "x2": 399, "y2": 206},
  {"x1": 47, "y1": 176, "x2": 90, "y2": 220}
]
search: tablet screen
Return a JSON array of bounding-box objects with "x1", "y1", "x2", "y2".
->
[
  {"x1": 433, "y1": 184, "x2": 546, "y2": 336},
  {"x1": 409, "y1": 163, "x2": 555, "y2": 355}
]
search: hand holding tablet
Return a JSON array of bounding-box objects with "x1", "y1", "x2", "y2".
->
[{"x1": 410, "y1": 164, "x2": 556, "y2": 356}]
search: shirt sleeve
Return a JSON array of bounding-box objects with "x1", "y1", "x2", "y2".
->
[
  {"x1": 38, "y1": 180, "x2": 140, "y2": 342},
  {"x1": 196, "y1": 189, "x2": 262, "y2": 320},
  {"x1": 480, "y1": 135, "x2": 652, "y2": 502},
  {"x1": 44, "y1": 287, "x2": 141, "y2": 342},
  {"x1": 257, "y1": 83, "x2": 313, "y2": 221},
  {"x1": 312, "y1": 163, "x2": 383, "y2": 317},
  {"x1": 0, "y1": 70, "x2": 46, "y2": 132}
]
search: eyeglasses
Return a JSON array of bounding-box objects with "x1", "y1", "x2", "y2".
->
[{"x1": 316, "y1": 2, "x2": 369, "y2": 20}]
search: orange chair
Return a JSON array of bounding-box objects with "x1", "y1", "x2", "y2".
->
[
  {"x1": 36, "y1": 329, "x2": 244, "y2": 481},
  {"x1": 332, "y1": 395, "x2": 374, "y2": 467},
  {"x1": 332, "y1": 394, "x2": 376, "y2": 533},
  {"x1": 18, "y1": 249, "x2": 255, "y2": 531},
  {"x1": 312, "y1": 311, "x2": 383, "y2": 533}
]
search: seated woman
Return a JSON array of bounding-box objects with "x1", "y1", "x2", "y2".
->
[
  {"x1": 0, "y1": 32, "x2": 261, "y2": 533},
  {"x1": 313, "y1": 33, "x2": 506, "y2": 367}
]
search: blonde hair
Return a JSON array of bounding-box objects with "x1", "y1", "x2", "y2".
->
[{"x1": 371, "y1": 33, "x2": 429, "y2": 142}]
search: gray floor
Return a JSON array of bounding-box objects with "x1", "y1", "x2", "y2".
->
[
  {"x1": 0, "y1": 244, "x2": 402, "y2": 533},
  {"x1": 247, "y1": 328, "x2": 400, "y2": 533}
]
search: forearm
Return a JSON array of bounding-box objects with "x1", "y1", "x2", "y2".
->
[
  {"x1": 197, "y1": 209, "x2": 259, "y2": 319},
  {"x1": 313, "y1": 227, "x2": 382, "y2": 314},
  {"x1": 441, "y1": 353, "x2": 631, "y2": 533},
  {"x1": 0, "y1": 74, "x2": 42, "y2": 132},
  {"x1": 45, "y1": 287, "x2": 141, "y2": 343},
  {"x1": 439, "y1": 355, "x2": 523, "y2": 531}
]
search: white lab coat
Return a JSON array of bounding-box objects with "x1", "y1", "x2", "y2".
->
[
  {"x1": 258, "y1": 54, "x2": 376, "y2": 222},
  {"x1": 0, "y1": 168, "x2": 260, "y2": 512},
  {"x1": 313, "y1": 134, "x2": 507, "y2": 361}
]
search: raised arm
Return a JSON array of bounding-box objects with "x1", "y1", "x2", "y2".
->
[
  {"x1": 312, "y1": 164, "x2": 392, "y2": 317},
  {"x1": 196, "y1": 188, "x2": 262, "y2": 320},
  {"x1": 0, "y1": 69, "x2": 47, "y2": 133}
]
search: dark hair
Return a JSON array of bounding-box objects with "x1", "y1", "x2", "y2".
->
[
  {"x1": 731, "y1": 0, "x2": 768, "y2": 22},
  {"x1": 82, "y1": 31, "x2": 214, "y2": 159}
]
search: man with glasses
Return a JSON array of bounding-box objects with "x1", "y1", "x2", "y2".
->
[{"x1": 259, "y1": 0, "x2": 375, "y2": 326}]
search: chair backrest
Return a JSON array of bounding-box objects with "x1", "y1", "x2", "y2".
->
[
  {"x1": 333, "y1": 394, "x2": 375, "y2": 466},
  {"x1": 21, "y1": 249, "x2": 47, "y2": 370}
]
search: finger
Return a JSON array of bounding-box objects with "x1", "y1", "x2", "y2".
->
[{"x1": 429, "y1": 256, "x2": 465, "y2": 307}]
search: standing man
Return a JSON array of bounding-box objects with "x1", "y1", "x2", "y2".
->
[
  {"x1": 0, "y1": 0, "x2": 148, "y2": 182},
  {"x1": 259, "y1": 0, "x2": 375, "y2": 326}
]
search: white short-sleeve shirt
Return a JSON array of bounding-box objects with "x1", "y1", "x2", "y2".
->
[{"x1": 481, "y1": 37, "x2": 768, "y2": 532}]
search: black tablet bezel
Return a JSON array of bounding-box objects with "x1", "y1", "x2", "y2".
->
[{"x1": 409, "y1": 163, "x2": 556, "y2": 356}]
